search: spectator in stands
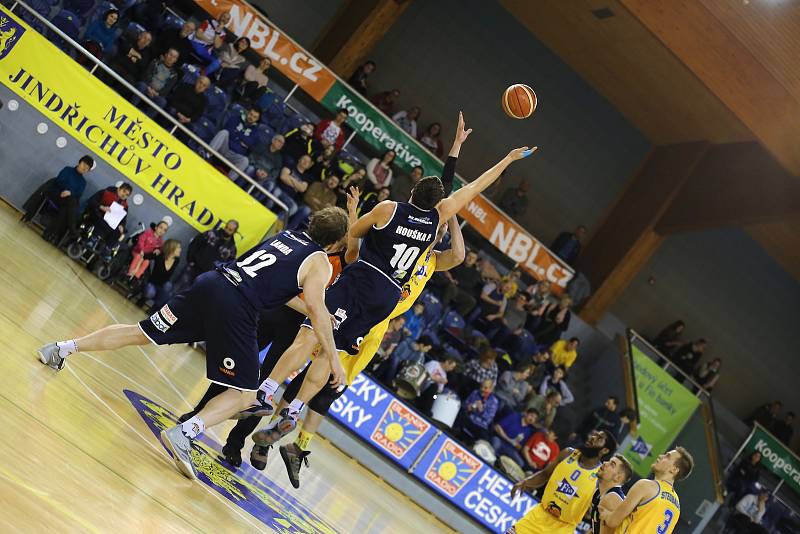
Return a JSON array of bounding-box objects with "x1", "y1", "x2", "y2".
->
[
  {"x1": 392, "y1": 106, "x2": 420, "y2": 138},
  {"x1": 236, "y1": 58, "x2": 271, "y2": 105},
  {"x1": 498, "y1": 182, "x2": 528, "y2": 218},
  {"x1": 492, "y1": 409, "x2": 540, "y2": 467},
  {"x1": 439, "y1": 250, "x2": 482, "y2": 316},
  {"x1": 488, "y1": 292, "x2": 529, "y2": 349},
  {"x1": 126, "y1": 221, "x2": 168, "y2": 279},
  {"x1": 605, "y1": 407, "x2": 636, "y2": 442},
  {"x1": 539, "y1": 366, "x2": 574, "y2": 405},
  {"x1": 528, "y1": 349, "x2": 552, "y2": 390},
  {"x1": 176, "y1": 220, "x2": 238, "y2": 290},
  {"x1": 366, "y1": 150, "x2": 396, "y2": 190},
  {"x1": 339, "y1": 167, "x2": 367, "y2": 192},
  {"x1": 501, "y1": 269, "x2": 521, "y2": 298},
  {"x1": 209, "y1": 108, "x2": 262, "y2": 171},
  {"x1": 477, "y1": 279, "x2": 512, "y2": 325},
  {"x1": 248, "y1": 134, "x2": 285, "y2": 184},
  {"x1": 371, "y1": 89, "x2": 400, "y2": 115},
  {"x1": 693, "y1": 357, "x2": 722, "y2": 392},
  {"x1": 526, "y1": 391, "x2": 562, "y2": 429},
  {"x1": 418, "y1": 355, "x2": 460, "y2": 415},
  {"x1": 83, "y1": 9, "x2": 119, "y2": 59},
  {"x1": 391, "y1": 164, "x2": 423, "y2": 202},
  {"x1": 459, "y1": 379, "x2": 500, "y2": 442},
  {"x1": 130, "y1": 0, "x2": 168, "y2": 32},
  {"x1": 301, "y1": 174, "x2": 341, "y2": 218},
  {"x1": 133, "y1": 48, "x2": 180, "y2": 109},
  {"x1": 673, "y1": 338, "x2": 708, "y2": 378},
  {"x1": 576, "y1": 395, "x2": 620, "y2": 440},
  {"x1": 550, "y1": 225, "x2": 587, "y2": 267},
  {"x1": 727, "y1": 488, "x2": 770, "y2": 533},
  {"x1": 749, "y1": 401, "x2": 782, "y2": 430},
  {"x1": 524, "y1": 280, "x2": 551, "y2": 332},
  {"x1": 157, "y1": 20, "x2": 195, "y2": 66},
  {"x1": 550, "y1": 337, "x2": 580, "y2": 371},
  {"x1": 309, "y1": 145, "x2": 340, "y2": 181},
  {"x1": 773, "y1": 412, "x2": 795, "y2": 445},
  {"x1": 84, "y1": 183, "x2": 133, "y2": 250},
  {"x1": 110, "y1": 30, "x2": 153, "y2": 83},
  {"x1": 418, "y1": 122, "x2": 443, "y2": 157},
  {"x1": 522, "y1": 428, "x2": 560, "y2": 471},
  {"x1": 313, "y1": 108, "x2": 348, "y2": 151},
  {"x1": 167, "y1": 75, "x2": 210, "y2": 128},
  {"x1": 282, "y1": 123, "x2": 316, "y2": 165},
  {"x1": 357, "y1": 186, "x2": 391, "y2": 215},
  {"x1": 726, "y1": 451, "x2": 762, "y2": 506},
  {"x1": 381, "y1": 335, "x2": 434, "y2": 386},
  {"x1": 653, "y1": 320, "x2": 686, "y2": 357},
  {"x1": 348, "y1": 60, "x2": 375, "y2": 95},
  {"x1": 215, "y1": 37, "x2": 251, "y2": 89},
  {"x1": 378, "y1": 316, "x2": 406, "y2": 359},
  {"x1": 274, "y1": 154, "x2": 315, "y2": 225},
  {"x1": 495, "y1": 364, "x2": 534, "y2": 411},
  {"x1": 24, "y1": 156, "x2": 95, "y2": 243},
  {"x1": 463, "y1": 346, "x2": 499, "y2": 389},
  {"x1": 402, "y1": 302, "x2": 427, "y2": 340},
  {"x1": 533, "y1": 296, "x2": 572, "y2": 346},
  {"x1": 190, "y1": 11, "x2": 231, "y2": 75}
]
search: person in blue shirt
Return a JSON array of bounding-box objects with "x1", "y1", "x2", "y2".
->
[
  {"x1": 402, "y1": 301, "x2": 426, "y2": 340},
  {"x1": 208, "y1": 107, "x2": 263, "y2": 171},
  {"x1": 22, "y1": 156, "x2": 94, "y2": 243},
  {"x1": 83, "y1": 9, "x2": 119, "y2": 58},
  {"x1": 491, "y1": 408, "x2": 540, "y2": 468},
  {"x1": 550, "y1": 225, "x2": 586, "y2": 266}
]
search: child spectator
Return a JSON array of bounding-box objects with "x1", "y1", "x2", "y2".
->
[
  {"x1": 127, "y1": 221, "x2": 168, "y2": 279},
  {"x1": 522, "y1": 428, "x2": 560, "y2": 471}
]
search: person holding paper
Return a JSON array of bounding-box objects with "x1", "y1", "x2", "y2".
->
[{"x1": 84, "y1": 183, "x2": 133, "y2": 249}]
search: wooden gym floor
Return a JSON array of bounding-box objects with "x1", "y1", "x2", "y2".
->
[{"x1": 0, "y1": 201, "x2": 452, "y2": 533}]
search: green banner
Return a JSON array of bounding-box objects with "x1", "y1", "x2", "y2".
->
[
  {"x1": 744, "y1": 424, "x2": 800, "y2": 496},
  {"x1": 321, "y1": 80, "x2": 446, "y2": 177},
  {"x1": 624, "y1": 345, "x2": 701, "y2": 477}
]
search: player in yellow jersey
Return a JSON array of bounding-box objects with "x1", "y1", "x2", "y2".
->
[
  {"x1": 602, "y1": 447, "x2": 694, "y2": 534},
  {"x1": 508, "y1": 430, "x2": 618, "y2": 534}
]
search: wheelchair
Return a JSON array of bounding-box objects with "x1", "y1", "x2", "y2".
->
[{"x1": 65, "y1": 219, "x2": 144, "y2": 281}]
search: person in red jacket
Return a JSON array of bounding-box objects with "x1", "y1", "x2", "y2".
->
[
  {"x1": 85, "y1": 183, "x2": 132, "y2": 247},
  {"x1": 314, "y1": 108, "x2": 348, "y2": 151},
  {"x1": 127, "y1": 221, "x2": 169, "y2": 279},
  {"x1": 522, "y1": 428, "x2": 560, "y2": 471}
]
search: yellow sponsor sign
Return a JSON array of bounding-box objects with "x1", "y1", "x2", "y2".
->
[{"x1": 0, "y1": 7, "x2": 275, "y2": 251}]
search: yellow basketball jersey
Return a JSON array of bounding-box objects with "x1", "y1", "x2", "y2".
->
[
  {"x1": 621, "y1": 480, "x2": 680, "y2": 534},
  {"x1": 340, "y1": 248, "x2": 437, "y2": 385},
  {"x1": 515, "y1": 450, "x2": 600, "y2": 533}
]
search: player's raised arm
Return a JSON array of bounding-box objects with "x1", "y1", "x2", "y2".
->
[
  {"x1": 601, "y1": 479, "x2": 658, "y2": 528},
  {"x1": 298, "y1": 254, "x2": 343, "y2": 384},
  {"x1": 349, "y1": 200, "x2": 396, "y2": 239},
  {"x1": 436, "y1": 146, "x2": 536, "y2": 221},
  {"x1": 344, "y1": 186, "x2": 361, "y2": 265},
  {"x1": 435, "y1": 216, "x2": 465, "y2": 271}
]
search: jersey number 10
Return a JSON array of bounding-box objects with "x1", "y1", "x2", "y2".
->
[{"x1": 390, "y1": 244, "x2": 421, "y2": 271}]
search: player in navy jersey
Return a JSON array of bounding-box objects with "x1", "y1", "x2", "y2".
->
[
  {"x1": 37, "y1": 207, "x2": 350, "y2": 479},
  {"x1": 244, "y1": 113, "x2": 538, "y2": 446},
  {"x1": 590, "y1": 454, "x2": 632, "y2": 534}
]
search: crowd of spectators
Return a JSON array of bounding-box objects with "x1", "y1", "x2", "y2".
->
[{"x1": 652, "y1": 320, "x2": 723, "y2": 393}]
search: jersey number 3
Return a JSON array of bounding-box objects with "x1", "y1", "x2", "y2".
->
[
  {"x1": 656, "y1": 509, "x2": 674, "y2": 534},
  {"x1": 237, "y1": 250, "x2": 276, "y2": 277}
]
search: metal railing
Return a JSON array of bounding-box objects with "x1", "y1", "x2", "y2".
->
[{"x1": 8, "y1": 0, "x2": 290, "y2": 230}]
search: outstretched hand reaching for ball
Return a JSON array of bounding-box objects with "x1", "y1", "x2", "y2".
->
[
  {"x1": 456, "y1": 111, "x2": 473, "y2": 144},
  {"x1": 507, "y1": 146, "x2": 538, "y2": 162}
]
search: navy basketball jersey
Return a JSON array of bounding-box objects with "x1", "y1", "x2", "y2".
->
[
  {"x1": 590, "y1": 485, "x2": 625, "y2": 534},
  {"x1": 219, "y1": 230, "x2": 329, "y2": 310},
  {"x1": 358, "y1": 201, "x2": 440, "y2": 287}
]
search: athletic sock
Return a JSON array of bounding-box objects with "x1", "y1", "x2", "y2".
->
[
  {"x1": 295, "y1": 429, "x2": 314, "y2": 451},
  {"x1": 258, "y1": 378, "x2": 280, "y2": 402},
  {"x1": 287, "y1": 399, "x2": 305, "y2": 417},
  {"x1": 180, "y1": 416, "x2": 205, "y2": 439},
  {"x1": 56, "y1": 340, "x2": 78, "y2": 358}
]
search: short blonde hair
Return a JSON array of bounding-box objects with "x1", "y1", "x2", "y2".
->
[{"x1": 674, "y1": 446, "x2": 694, "y2": 481}]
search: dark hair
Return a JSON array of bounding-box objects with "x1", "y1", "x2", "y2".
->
[
  {"x1": 235, "y1": 37, "x2": 250, "y2": 48},
  {"x1": 600, "y1": 429, "x2": 618, "y2": 457},
  {"x1": 226, "y1": 219, "x2": 239, "y2": 229},
  {"x1": 417, "y1": 334, "x2": 434, "y2": 347},
  {"x1": 788, "y1": 412, "x2": 796, "y2": 418},
  {"x1": 103, "y1": 9, "x2": 119, "y2": 24},
  {"x1": 364, "y1": 60, "x2": 376, "y2": 68},
  {"x1": 608, "y1": 395, "x2": 619, "y2": 404},
  {"x1": 337, "y1": 108, "x2": 349, "y2": 116},
  {"x1": 569, "y1": 337, "x2": 580, "y2": 344},
  {"x1": 307, "y1": 206, "x2": 349, "y2": 247},
  {"x1": 412, "y1": 165, "x2": 424, "y2": 174},
  {"x1": 79, "y1": 155, "x2": 95, "y2": 167},
  {"x1": 674, "y1": 446, "x2": 694, "y2": 481},
  {"x1": 620, "y1": 407, "x2": 637, "y2": 421},
  {"x1": 247, "y1": 107, "x2": 261, "y2": 117},
  {"x1": 118, "y1": 182, "x2": 133, "y2": 192},
  {"x1": 426, "y1": 122, "x2": 442, "y2": 136},
  {"x1": 410, "y1": 176, "x2": 445, "y2": 211},
  {"x1": 525, "y1": 408, "x2": 540, "y2": 419},
  {"x1": 546, "y1": 390, "x2": 561, "y2": 401}
]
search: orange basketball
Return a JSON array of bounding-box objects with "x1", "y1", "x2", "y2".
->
[{"x1": 502, "y1": 84, "x2": 537, "y2": 119}]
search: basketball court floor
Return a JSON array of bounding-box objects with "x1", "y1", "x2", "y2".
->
[{"x1": 0, "y1": 201, "x2": 453, "y2": 533}]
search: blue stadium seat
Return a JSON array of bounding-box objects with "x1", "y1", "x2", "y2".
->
[
  {"x1": 263, "y1": 100, "x2": 287, "y2": 131},
  {"x1": 49, "y1": 10, "x2": 82, "y2": 54},
  {"x1": 222, "y1": 102, "x2": 246, "y2": 126},
  {"x1": 162, "y1": 12, "x2": 184, "y2": 29},
  {"x1": 85, "y1": 1, "x2": 117, "y2": 25},
  {"x1": 419, "y1": 291, "x2": 444, "y2": 328},
  {"x1": 179, "y1": 63, "x2": 200, "y2": 84},
  {"x1": 19, "y1": 0, "x2": 55, "y2": 34},
  {"x1": 121, "y1": 21, "x2": 145, "y2": 42},
  {"x1": 441, "y1": 310, "x2": 466, "y2": 341},
  {"x1": 203, "y1": 85, "x2": 230, "y2": 126},
  {"x1": 254, "y1": 91, "x2": 280, "y2": 113},
  {"x1": 255, "y1": 123, "x2": 274, "y2": 146},
  {"x1": 281, "y1": 111, "x2": 311, "y2": 134},
  {"x1": 62, "y1": 0, "x2": 96, "y2": 18}
]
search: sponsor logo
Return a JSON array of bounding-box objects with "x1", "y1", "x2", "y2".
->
[
  {"x1": 160, "y1": 304, "x2": 177, "y2": 325},
  {"x1": 407, "y1": 215, "x2": 432, "y2": 225},
  {"x1": 555, "y1": 478, "x2": 579, "y2": 500},
  {"x1": 149, "y1": 312, "x2": 169, "y2": 333},
  {"x1": 545, "y1": 501, "x2": 563, "y2": 518},
  {"x1": 0, "y1": 11, "x2": 25, "y2": 60},
  {"x1": 631, "y1": 436, "x2": 653, "y2": 459},
  {"x1": 223, "y1": 357, "x2": 235, "y2": 370},
  {"x1": 285, "y1": 232, "x2": 309, "y2": 246},
  {"x1": 350, "y1": 336, "x2": 364, "y2": 352},
  {"x1": 332, "y1": 308, "x2": 347, "y2": 330},
  {"x1": 425, "y1": 438, "x2": 481, "y2": 497},
  {"x1": 371, "y1": 399, "x2": 430, "y2": 459},
  {"x1": 392, "y1": 268, "x2": 408, "y2": 281}
]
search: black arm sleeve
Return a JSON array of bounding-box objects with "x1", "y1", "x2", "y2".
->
[{"x1": 441, "y1": 156, "x2": 457, "y2": 196}]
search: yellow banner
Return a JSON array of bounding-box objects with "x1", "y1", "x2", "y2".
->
[{"x1": 0, "y1": 7, "x2": 275, "y2": 251}]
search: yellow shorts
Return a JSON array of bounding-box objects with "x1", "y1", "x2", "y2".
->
[{"x1": 513, "y1": 504, "x2": 577, "y2": 534}]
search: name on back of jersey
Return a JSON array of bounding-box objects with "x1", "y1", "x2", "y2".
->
[
  {"x1": 395, "y1": 225, "x2": 432, "y2": 242},
  {"x1": 270, "y1": 239, "x2": 294, "y2": 255}
]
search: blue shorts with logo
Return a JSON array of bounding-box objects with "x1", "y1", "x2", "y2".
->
[
  {"x1": 138, "y1": 270, "x2": 260, "y2": 391},
  {"x1": 303, "y1": 261, "x2": 401, "y2": 355}
]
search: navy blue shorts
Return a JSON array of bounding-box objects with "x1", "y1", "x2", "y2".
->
[
  {"x1": 303, "y1": 261, "x2": 401, "y2": 355},
  {"x1": 138, "y1": 271, "x2": 260, "y2": 391}
]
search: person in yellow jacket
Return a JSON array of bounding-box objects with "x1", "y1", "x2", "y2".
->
[
  {"x1": 508, "y1": 429, "x2": 617, "y2": 534},
  {"x1": 601, "y1": 447, "x2": 694, "y2": 534},
  {"x1": 550, "y1": 337, "x2": 580, "y2": 370}
]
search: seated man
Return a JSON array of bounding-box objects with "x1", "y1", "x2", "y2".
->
[
  {"x1": 522, "y1": 427, "x2": 560, "y2": 471},
  {"x1": 22, "y1": 155, "x2": 95, "y2": 243},
  {"x1": 292, "y1": 174, "x2": 341, "y2": 229},
  {"x1": 379, "y1": 334, "x2": 434, "y2": 386},
  {"x1": 457, "y1": 379, "x2": 499, "y2": 443},
  {"x1": 282, "y1": 123, "x2": 316, "y2": 167},
  {"x1": 272, "y1": 154, "x2": 315, "y2": 223},
  {"x1": 109, "y1": 30, "x2": 153, "y2": 84},
  {"x1": 491, "y1": 408, "x2": 540, "y2": 468},
  {"x1": 209, "y1": 108, "x2": 262, "y2": 171},
  {"x1": 83, "y1": 183, "x2": 133, "y2": 250},
  {"x1": 174, "y1": 220, "x2": 239, "y2": 291},
  {"x1": 418, "y1": 355, "x2": 459, "y2": 415},
  {"x1": 166, "y1": 76, "x2": 210, "y2": 130},
  {"x1": 246, "y1": 134, "x2": 285, "y2": 187},
  {"x1": 133, "y1": 48, "x2": 180, "y2": 111}
]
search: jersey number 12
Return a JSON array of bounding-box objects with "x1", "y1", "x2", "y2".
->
[{"x1": 237, "y1": 249, "x2": 276, "y2": 277}]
